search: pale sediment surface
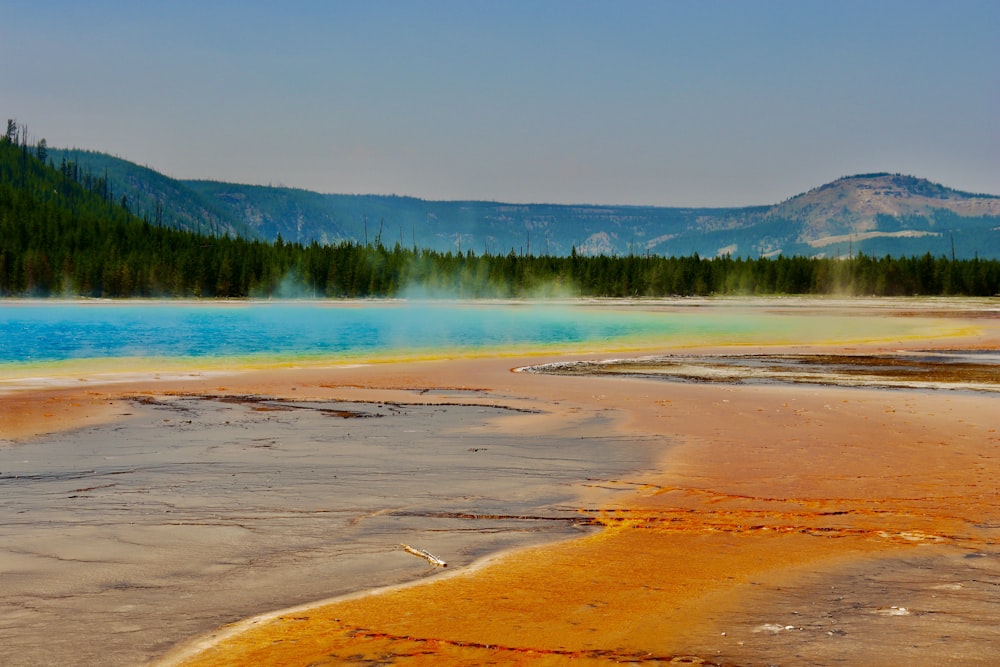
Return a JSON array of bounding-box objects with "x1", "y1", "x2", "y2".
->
[
  {"x1": 522, "y1": 350, "x2": 1000, "y2": 392},
  {"x1": 700, "y1": 546, "x2": 1000, "y2": 666},
  {"x1": 0, "y1": 390, "x2": 652, "y2": 667}
]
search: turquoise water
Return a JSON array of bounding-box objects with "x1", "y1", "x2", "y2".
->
[
  {"x1": 0, "y1": 300, "x2": 711, "y2": 364},
  {"x1": 0, "y1": 299, "x2": 955, "y2": 369}
]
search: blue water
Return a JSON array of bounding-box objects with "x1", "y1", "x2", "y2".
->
[
  {"x1": 0, "y1": 299, "x2": 951, "y2": 370},
  {"x1": 0, "y1": 300, "x2": 719, "y2": 366}
]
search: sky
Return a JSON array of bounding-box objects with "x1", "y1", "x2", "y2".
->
[{"x1": 3, "y1": 0, "x2": 998, "y2": 207}]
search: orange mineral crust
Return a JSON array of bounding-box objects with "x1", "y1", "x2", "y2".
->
[
  {"x1": 161, "y1": 361, "x2": 1000, "y2": 667},
  {"x1": 0, "y1": 388, "x2": 128, "y2": 443},
  {"x1": 173, "y1": 530, "x2": 891, "y2": 667}
]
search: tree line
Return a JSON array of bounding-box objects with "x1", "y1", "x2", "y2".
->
[{"x1": 2, "y1": 121, "x2": 998, "y2": 298}]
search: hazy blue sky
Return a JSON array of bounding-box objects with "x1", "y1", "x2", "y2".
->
[{"x1": 3, "y1": 1, "x2": 997, "y2": 206}]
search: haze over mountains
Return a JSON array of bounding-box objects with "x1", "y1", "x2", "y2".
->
[{"x1": 48, "y1": 148, "x2": 1000, "y2": 260}]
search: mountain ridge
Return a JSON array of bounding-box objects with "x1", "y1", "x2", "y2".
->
[{"x1": 46, "y1": 149, "x2": 999, "y2": 259}]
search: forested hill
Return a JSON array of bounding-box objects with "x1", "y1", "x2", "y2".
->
[
  {"x1": 3, "y1": 128, "x2": 998, "y2": 298},
  {"x1": 46, "y1": 148, "x2": 1000, "y2": 260},
  {"x1": 43, "y1": 148, "x2": 252, "y2": 238},
  {"x1": 48, "y1": 147, "x2": 753, "y2": 256}
]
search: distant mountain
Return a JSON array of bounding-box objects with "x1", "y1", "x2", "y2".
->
[
  {"x1": 183, "y1": 180, "x2": 763, "y2": 257},
  {"x1": 762, "y1": 173, "x2": 1000, "y2": 258},
  {"x1": 47, "y1": 150, "x2": 1000, "y2": 259}
]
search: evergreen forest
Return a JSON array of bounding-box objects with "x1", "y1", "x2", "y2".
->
[{"x1": 2, "y1": 123, "x2": 998, "y2": 299}]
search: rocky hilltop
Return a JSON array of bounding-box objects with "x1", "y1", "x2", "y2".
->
[{"x1": 765, "y1": 173, "x2": 1000, "y2": 252}]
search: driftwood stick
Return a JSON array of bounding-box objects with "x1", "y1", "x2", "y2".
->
[{"x1": 400, "y1": 543, "x2": 448, "y2": 567}]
